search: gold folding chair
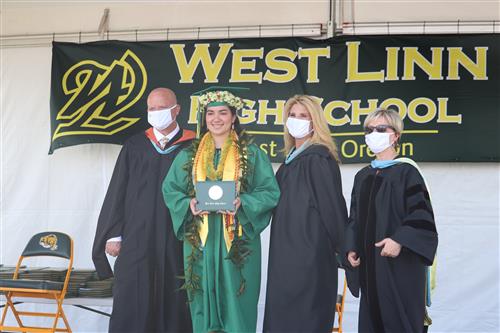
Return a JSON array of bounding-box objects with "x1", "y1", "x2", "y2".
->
[
  {"x1": 0, "y1": 231, "x2": 73, "y2": 333},
  {"x1": 332, "y1": 274, "x2": 347, "y2": 333},
  {"x1": 332, "y1": 254, "x2": 348, "y2": 333}
]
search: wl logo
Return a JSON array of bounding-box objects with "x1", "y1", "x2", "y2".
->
[{"x1": 52, "y1": 50, "x2": 147, "y2": 141}]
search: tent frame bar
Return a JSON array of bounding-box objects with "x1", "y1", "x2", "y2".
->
[
  {"x1": 340, "y1": 20, "x2": 500, "y2": 35},
  {"x1": 0, "y1": 23, "x2": 323, "y2": 48},
  {"x1": 0, "y1": 20, "x2": 498, "y2": 48}
]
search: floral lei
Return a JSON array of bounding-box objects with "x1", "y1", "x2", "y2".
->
[
  {"x1": 197, "y1": 90, "x2": 245, "y2": 110},
  {"x1": 180, "y1": 131, "x2": 253, "y2": 299},
  {"x1": 201, "y1": 132, "x2": 234, "y2": 181}
]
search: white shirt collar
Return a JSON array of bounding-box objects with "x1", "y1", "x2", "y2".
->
[{"x1": 153, "y1": 123, "x2": 180, "y2": 143}]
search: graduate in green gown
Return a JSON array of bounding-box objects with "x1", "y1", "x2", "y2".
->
[{"x1": 162, "y1": 87, "x2": 280, "y2": 333}]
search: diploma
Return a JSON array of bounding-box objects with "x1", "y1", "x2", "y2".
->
[{"x1": 195, "y1": 181, "x2": 236, "y2": 212}]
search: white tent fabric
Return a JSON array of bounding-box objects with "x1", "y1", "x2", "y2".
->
[{"x1": 1, "y1": 46, "x2": 499, "y2": 332}]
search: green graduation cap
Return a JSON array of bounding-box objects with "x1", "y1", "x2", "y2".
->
[
  {"x1": 192, "y1": 86, "x2": 249, "y2": 96},
  {"x1": 192, "y1": 86, "x2": 250, "y2": 138}
]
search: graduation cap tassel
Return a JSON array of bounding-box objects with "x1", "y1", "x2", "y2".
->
[{"x1": 196, "y1": 104, "x2": 202, "y2": 139}]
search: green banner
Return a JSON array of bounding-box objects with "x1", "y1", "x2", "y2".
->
[{"x1": 50, "y1": 35, "x2": 500, "y2": 163}]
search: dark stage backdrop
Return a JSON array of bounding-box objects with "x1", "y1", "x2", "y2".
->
[{"x1": 50, "y1": 34, "x2": 499, "y2": 163}]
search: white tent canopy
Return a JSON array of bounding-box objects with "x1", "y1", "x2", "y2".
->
[{"x1": 1, "y1": 2, "x2": 499, "y2": 332}]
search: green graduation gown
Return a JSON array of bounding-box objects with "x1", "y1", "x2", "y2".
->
[{"x1": 163, "y1": 143, "x2": 280, "y2": 333}]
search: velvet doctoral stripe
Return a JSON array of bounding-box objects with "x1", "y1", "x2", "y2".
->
[
  {"x1": 358, "y1": 173, "x2": 386, "y2": 333},
  {"x1": 345, "y1": 163, "x2": 438, "y2": 333}
]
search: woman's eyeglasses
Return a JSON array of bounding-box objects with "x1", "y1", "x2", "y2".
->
[{"x1": 364, "y1": 124, "x2": 396, "y2": 134}]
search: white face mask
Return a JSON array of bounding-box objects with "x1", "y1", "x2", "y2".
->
[
  {"x1": 147, "y1": 105, "x2": 176, "y2": 131},
  {"x1": 365, "y1": 132, "x2": 393, "y2": 154},
  {"x1": 286, "y1": 117, "x2": 312, "y2": 139}
]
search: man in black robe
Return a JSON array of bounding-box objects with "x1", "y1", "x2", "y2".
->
[
  {"x1": 345, "y1": 163, "x2": 438, "y2": 333},
  {"x1": 92, "y1": 87, "x2": 194, "y2": 333}
]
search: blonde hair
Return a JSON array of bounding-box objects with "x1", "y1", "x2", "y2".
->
[
  {"x1": 364, "y1": 108, "x2": 404, "y2": 148},
  {"x1": 283, "y1": 95, "x2": 340, "y2": 162},
  {"x1": 364, "y1": 108, "x2": 404, "y2": 134}
]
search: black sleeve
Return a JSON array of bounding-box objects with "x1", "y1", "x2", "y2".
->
[
  {"x1": 391, "y1": 166, "x2": 438, "y2": 266},
  {"x1": 92, "y1": 145, "x2": 129, "y2": 279},
  {"x1": 344, "y1": 173, "x2": 361, "y2": 298},
  {"x1": 307, "y1": 154, "x2": 348, "y2": 254},
  {"x1": 344, "y1": 178, "x2": 358, "y2": 256}
]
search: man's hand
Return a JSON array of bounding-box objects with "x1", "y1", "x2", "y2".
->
[
  {"x1": 105, "y1": 241, "x2": 121, "y2": 257},
  {"x1": 347, "y1": 251, "x2": 361, "y2": 267},
  {"x1": 375, "y1": 238, "x2": 402, "y2": 258},
  {"x1": 190, "y1": 198, "x2": 208, "y2": 216}
]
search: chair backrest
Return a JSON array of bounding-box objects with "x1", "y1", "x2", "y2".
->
[{"x1": 21, "y1": 232, "x2": 72, "y2": 259}]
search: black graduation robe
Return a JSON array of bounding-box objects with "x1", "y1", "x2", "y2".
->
[
  {"x1": 345, "y1": 163, "x2": 438, "y2": 333},
  {"x1": 92, "y1": 128, "x2": 194, "y2": 333},
  {"x1": 263, "y1": 144, "x2": 348, "y2": 333}
]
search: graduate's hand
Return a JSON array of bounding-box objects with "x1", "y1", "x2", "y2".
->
[
  {"x1": 219, "y1": 197, "x2": 241, "y2": 216},
  {"x1": 347, "y1": 251, "x2": 360, "y2": 267},
  {"x1": 190, "y1": 198, "x2": 209, "y2": 216},
  {"x1": 375, "y1": 238, "x2": 402, "y2": 258},
  {"x1": 105, "y1": 241, "x2": 121, "y2": 257}
]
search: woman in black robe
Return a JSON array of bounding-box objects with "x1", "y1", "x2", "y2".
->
[
  {"x1": 263, "y1": 95, "x2": 348, "y2": 333},
  {"x1": 345, "y1": 108, "x2": 438, "y2": 333}
]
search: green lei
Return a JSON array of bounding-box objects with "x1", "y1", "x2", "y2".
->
[{"x1": 180, "y1": 131, "x2": 253, "y2": 299}]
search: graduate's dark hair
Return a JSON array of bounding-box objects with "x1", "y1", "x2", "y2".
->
[{"x1": 199, "y1": 104, "x2": 243, "y2": 136}]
